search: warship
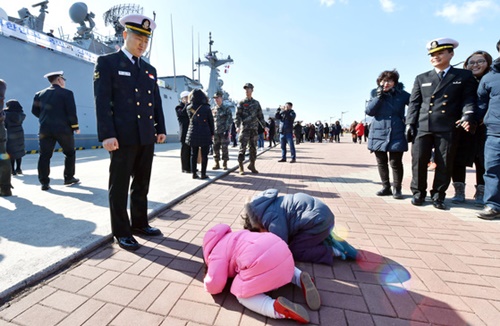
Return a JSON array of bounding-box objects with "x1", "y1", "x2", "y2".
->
[{"x1": 0, "y1": 1, "x2": 234, "y2": 152}]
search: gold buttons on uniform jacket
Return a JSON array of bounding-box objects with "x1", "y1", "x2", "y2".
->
[
  {"x1": 430, "y1": 103, "x2": 434, "y2": 106},
  {"x1": 149, "y1": 115, "x2": 152, "y2": 119},
  {"x1": 444, "y1": 94, "x2": 448, "y2": 98},
  {"x1": 148, "y1": 90, "x2": 151, "y2": 94},
  {"x1": 137, "y1": 102, "x2": 140, "y2": 106},
  {"x1": 443, "y1": 102, "x2": 447, "y2": 106},
  {"x1": 442, "y1": 110, "x2": 446, "y2": 113},
  {"x1": 137, "y1": 115, "x2": 141, "y2": 119},
  {"x1": 148, "y1": 103, "x2": 152, "y2": 107},
  {"x1": 135, "y1": 88, "x2": 138, "y2": 92},
  {"x1": 431, "y1": 95, "x2": 435, "y2": 99},
  {"x1": 429, "y1": 110, "x2": 432, "y2": 113}
]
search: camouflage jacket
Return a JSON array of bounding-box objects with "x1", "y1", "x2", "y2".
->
[
  {"x1": 235, "y1": 97, "x2": 266, "y2": 132},
  {"x1": 212, "y1": 103, "x2": 233, "y2": 134}
]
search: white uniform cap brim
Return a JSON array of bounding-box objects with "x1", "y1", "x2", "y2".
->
[
  {"x1": 43, "y1": 70, "x2": 64, "y2": 78},
  {"x1": 119, "y1": 14, "x2": 156, "y2": 31},
  {"x1": 180, "y1": 91, "x2": 190, "y2": 98}
]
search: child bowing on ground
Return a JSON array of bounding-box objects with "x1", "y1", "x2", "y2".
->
[
  {"x1": 202, "y1": 223, "x2": 320, "y2": 324},
  {"x1": 242, "y1": 188, "x2": 358, "y2": 265}
]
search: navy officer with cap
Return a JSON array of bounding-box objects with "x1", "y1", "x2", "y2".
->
[
  {"x1": 94, "y1": 14, "x2": 166, "y2": 251},
  {"x1": 406, "y1": 37, "x2": 476, "y2": 210},
  {"x1": 32, "y1": 71, "x2": 80, "y2": 191}
]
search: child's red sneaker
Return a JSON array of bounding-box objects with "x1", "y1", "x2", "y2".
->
[{"x1": 273, "y1": 296, "x2": 310, "y2": 324}]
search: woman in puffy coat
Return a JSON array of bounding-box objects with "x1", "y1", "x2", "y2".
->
[
  {"x1": 4, "y1": 99, "x2": 26, "y2": 175},
  {"x1": 365, "y1": 69, "x2": 410, "y2": 199},
  {"x1": 203, "y1": 224, "x2": 320, "y2": 324},
  {"x1": 242, "y1": 189, "x2": 358, "y2": 265},
  {"x1": 185, "y1": 89, "x2": 214, "y2": 179}
]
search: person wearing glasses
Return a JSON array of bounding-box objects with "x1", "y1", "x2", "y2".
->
[
  {"x1": 405, "y1": 38, "x2": 476, "y2": 210},
  {"x1": 450, "y1": 51, "x2": 493, "y2": 205},
  {"x1": 32, "y1": 71, "x2": 80, "y2": 191},
  {"x1": 476, "y1": 40, "x2": 500, "y2": 220}
]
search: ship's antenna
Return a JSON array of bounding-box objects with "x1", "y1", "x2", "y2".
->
[
  {"x1": 191, "y1": 26, "x2": 194, "y2": 80},
  {"x1": 171, "y1": 13, "x2": 177, "y2": 92},
  {"x1": 197, "y1": 32, "x2": 201, "y2": 82},
  {"x1": 145, "y1": 11, "x2": 156, "y2": 61}
]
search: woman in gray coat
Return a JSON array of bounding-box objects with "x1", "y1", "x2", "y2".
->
[
  {"x1": 365, "y1": 70, "x2": 410, "y2": 199},
  {"x1": 4, "y1": 99, "x2": 26, "y2": 175}
]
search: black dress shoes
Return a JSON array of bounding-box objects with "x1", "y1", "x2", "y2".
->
[
  {"x1": 131, "y1": 226, "x2": 162, "y2": 236},
  {"x1": 278, "y1": 159, "x2": 286, "y2": 162},
  {"x1": 290, "y1": 159, "x2": 296, "y2": 163},
  {"x1": 116, "y1": 236, "x2": 139, "y2": 251},
  {"x1": 432, "y1": 199, "x2": 446, "y2": 210},
  {"x1": 376, "y1": 187, "x2": 392, "y2": 196},
  {"x1": 192, "y1": 173, "x2": 199, "y2": 179},
  {"x1": 392, "y1": 188, "x2": 403, "y2": 199},
  {"x1": 411, "y1": 196, "x2": 424, "y2": 206},
  {"x1": 41, "y1": 184, "x2": 50, "y2": 191},
  {"x1": 64, "y1": 177, "x2": 80, "y2": 186},
  {"x1": 200, "y1": 174, "x2": 209, "y2": 179},
  {"x1": 477, "y1": 206, "x2": 500, "y2": 220}
]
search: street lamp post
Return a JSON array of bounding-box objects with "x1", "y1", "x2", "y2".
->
[{"x1": 340, "y1": 111, "x2": 348, "y2": 127}]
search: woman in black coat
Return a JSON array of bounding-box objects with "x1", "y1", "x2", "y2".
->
[
  {"x1": 4, "y1": 99, "x2": 26, "y2": 175},
  {"x1": 451, "y1": 50, "x2": 493, "y2": 205},
  {"x1": 185, "y1": 89, "x2": 214, "y2": 179},
  {"x1": 365, "y1": 70, "x2": 409, "y2": 199}
]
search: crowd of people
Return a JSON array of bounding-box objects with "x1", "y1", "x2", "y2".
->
[{"x1": 1, "y1": 11, "x2": 500, "y2": 322}]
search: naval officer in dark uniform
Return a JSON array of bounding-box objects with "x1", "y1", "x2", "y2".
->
[
  {"x1": 32, "y1": 71, "x2": 80, "y2": 191},
  {"x1": 94, "y1": 14, "x2": 166, "y2": 251},
  {"x1": 406, "y1": 38, "x2": 476, "y2": 210}
]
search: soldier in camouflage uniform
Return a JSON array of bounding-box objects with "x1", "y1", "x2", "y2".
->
[
  {"x1": 211, "y1": 91, "x2": 233, "y2": 170},
  {"x1": 235, "y1": 83, "x2": 266, "y2": 174}
]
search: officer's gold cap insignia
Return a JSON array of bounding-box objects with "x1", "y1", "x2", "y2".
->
[{"x1": 142, "y1": 19, "x2": 150, "y2": 30}]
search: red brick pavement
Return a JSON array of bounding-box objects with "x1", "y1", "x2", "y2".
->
[{"x1": 2, "y1": 140, "x2": 500, "y2": 325}]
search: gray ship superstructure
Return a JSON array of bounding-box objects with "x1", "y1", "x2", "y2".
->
[{"x1": 0, "y1": 1, "x2": 186, "y2": 151}]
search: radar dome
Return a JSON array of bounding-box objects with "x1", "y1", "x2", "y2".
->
[{"x1": 69, "y1": 2, "x2": 88, "y2": 24}]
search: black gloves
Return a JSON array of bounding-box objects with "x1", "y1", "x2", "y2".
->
[
  {"x1": 376, "y1": 86, "x2": 384, "y2": 98},
  {"x1": 405, "y1": 124, "x2": 417, "y2": 143}
]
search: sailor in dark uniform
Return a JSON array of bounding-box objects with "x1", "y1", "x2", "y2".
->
[
  {"x1": 94, "y1": 14, "x2": 166, "y2": 251},
  {"x1": 32, "y1": 71, "x2": 80, "y2": 191},
  {"x1": 406, "y1": 38, "x2": 476, "y2": 210}
]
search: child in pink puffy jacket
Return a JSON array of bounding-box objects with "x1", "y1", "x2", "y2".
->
[{"x1": 203, "y1": 224, "x2": 321, "y2": 324}]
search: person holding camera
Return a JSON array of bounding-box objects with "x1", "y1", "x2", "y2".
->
[{"x1": 275, "y1": 102, "x2": 296, "y2": 163}]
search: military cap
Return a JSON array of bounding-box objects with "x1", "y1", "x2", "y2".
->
[
  {"x1": 243, "y1": 83, "x2": 254, "y2": 89},
  {"x1": 119, "y1": 14, "x2": 156, "y2": 37},
  {"x1": 180, "y1": 90, "x2": 190, "y2": 98},
  {"x1": 426, "y1": 37, "x2": 458, "y2": 54},
  {"x1": 213, "y1": 91, "x2": 223, "y2": 98},
  {"x1": 43, "y1": 71, "x2": 64, "y2": 79}
]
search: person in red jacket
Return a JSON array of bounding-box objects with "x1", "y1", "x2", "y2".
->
[{"x1": 355, "y1": 122, "x2": 365, "y2": 144}]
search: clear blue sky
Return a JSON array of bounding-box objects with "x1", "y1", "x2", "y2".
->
[{"x1": 2, "y1": 0, "x2": 499, "y2": 125}]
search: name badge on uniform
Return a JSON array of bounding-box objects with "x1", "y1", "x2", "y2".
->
[
  {"x1": 118, "y1": 71, "x2": 131, "y2": 76},
  {"x1": 422, "y1": 82, "x2": 432, "y2": 87}
]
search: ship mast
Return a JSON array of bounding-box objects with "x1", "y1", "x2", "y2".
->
[{"x1": 196, "y1": 32, "x2": 233, "y2": 104}]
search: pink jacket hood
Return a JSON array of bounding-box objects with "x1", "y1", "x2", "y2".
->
[{"x1": 203, "y1": 224, "x2": 294, "y2": 298}]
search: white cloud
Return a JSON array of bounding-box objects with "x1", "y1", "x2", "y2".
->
[
  {"x1": 320, "y1": 0, "x2": 347, "y2": 7},
  {"x1": 379, "y1": 0, "x2": 396, "y2": 12},
  {"x1": 435, "y1": 0, "x2": 500, "y2": 24}
]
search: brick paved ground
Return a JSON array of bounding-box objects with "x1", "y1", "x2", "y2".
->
[{"x1": 1, "y1": 139, "x2": 500, "y2": 325}]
